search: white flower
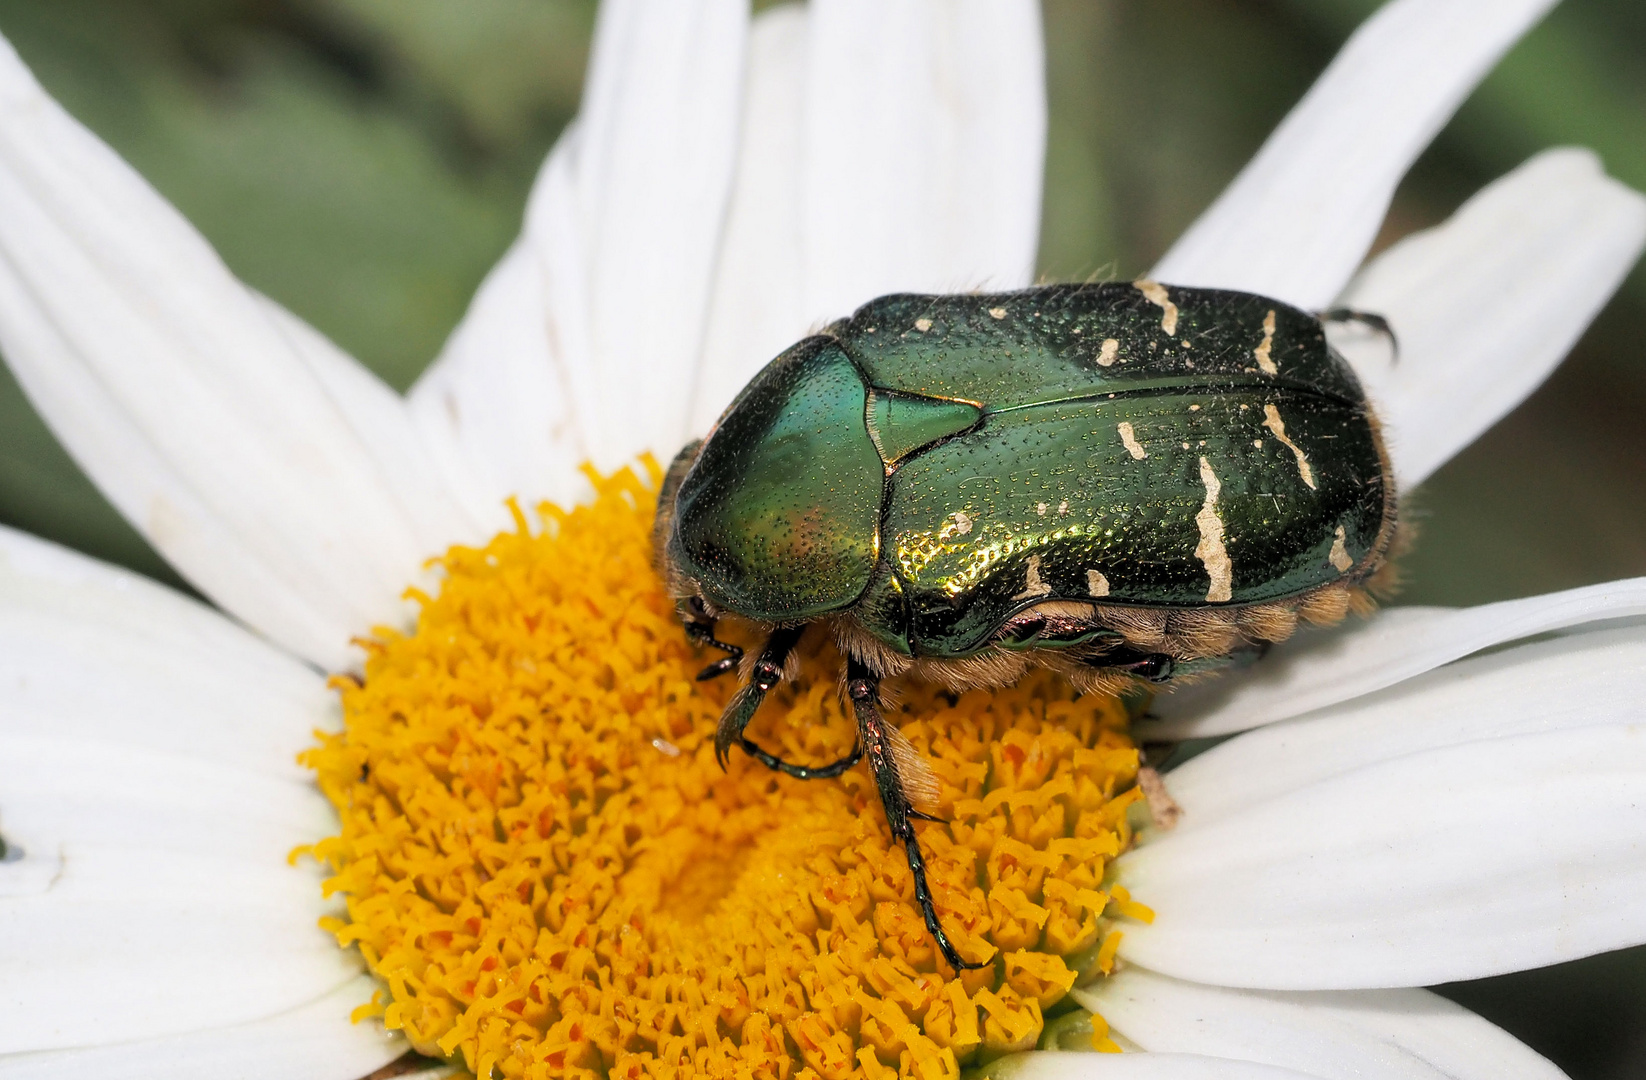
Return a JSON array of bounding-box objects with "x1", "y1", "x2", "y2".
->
[{"x1": 0, "y1": 0, "x2": 1642, "y2": 1078}]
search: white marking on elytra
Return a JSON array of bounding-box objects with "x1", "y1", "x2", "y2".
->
[
  {"x1": 1118, "y1": 422, "x2": 1148, "y2": 460},
  {"x1": 1189, "y1": 404, "x2": 1201, "y2": 411},
  {"x1": 1087, "y1": 569, "x2": 1111, "y2": 597},
  {"x1": 1134, "y1": 280, "x2": 1179, "y2": 335},
  {"x1": 1036, "y1": 502, "x2": 1049, "y2": 516},
  {"x1": 1253, "y1": 309, "x2": 1278, "y2": 375},
  {"x1": 939, "y1": 510, "x2": 974, "y2": 539},
  {"x1": 1330, "y1": 525, "x2": 1353, "y2": 571},
  {"x1": 988, "y1": 307, "x2": 1008, "y2": 320},
  {"x1": 1058, "y1": 500, "x2": 1069, "y2": 516},
  {"x1": 1195, "y1": 457, "x2": 1233, "y2": 602},
  {"x1": 1012, "y1": 554, "x2": 1054, "y2": 600},
  {"x1": 1261, "y1": 403, "x2": 1317, "y2": 489},
  {"x1": 914, "y1": 317, "x2": 933, "y2": 332},
  {"x1": 1097, "y1": 338, "x2": 1119, "y2": 367}
]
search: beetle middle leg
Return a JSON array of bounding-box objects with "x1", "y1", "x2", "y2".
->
[{"x1": 847, "y1": 656, "x2": 987, "y2": 973}]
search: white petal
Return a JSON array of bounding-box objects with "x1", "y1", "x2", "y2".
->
[
  {"x1": 1080, "y1": 970, "x2": 1565, "y2": 1080},
  {"x1": 407, "y1": 233, "x2": 586, "y2": 510},
  {"x1": 413, "y1": 0, "x2": 747, "y2": 493},
  {"x1": 1119, "y1": 723, "x2": 1646, "y2": 989},
  {"x1": 690, "y1": 4, "x2": 809, "y2": 436},
  {"x1": 1333, "y1": 148, "x2": 1646, "y2": 488},
  {"x1": 693, "y1": 0, "x2": 1048, "y2": 436},
  {"x1": 801, "y1": 0, "x2": 1045, "y2": 319},
  {"x1": 0, "y1": 36, "x2": 478, "y2": 670},
  {"x1": 992, "y1": 1050, "x2": 1328, "y2": 1080},
  {"x1": 0, "y1": 974, "x2": 405, "y2": 1080},
  {"x1": 0, "y1": 524, "x2": 333, "y2": 781},
  {"x1": 1144, "y1": 577, "x2": 1646, "y2": 740},
  {"x1": 0, "y1": 843, "x2": 356, "y2": 1052},
  {"x1": 0, "y1": 529, "x2": 355, "y2": 1050},
  {"x1": 1151, "y1": 0, "x2": 1556, "y2": 309},
  {"x1": 0, "y1": 737, "x2": 331, "y2": 863},
  {"x1": 253, "y1": 296, "x2": 496, "y2": 554},
  {"x1": 1155, "y1": 622, "x2": 1646, "y2": 828}
]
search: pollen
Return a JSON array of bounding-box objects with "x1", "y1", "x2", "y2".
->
[{"x1": 302, "y1": 463, "x2": 1151, "y2": 1080}]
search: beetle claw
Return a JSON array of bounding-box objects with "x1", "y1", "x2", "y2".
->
[{"x1": 710, "y1": 626, "x2": 805, "y2": 773}]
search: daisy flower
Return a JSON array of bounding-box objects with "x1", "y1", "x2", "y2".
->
[{"x1": 0, "y1": 0, "x2": 1643, "y2": 1078}]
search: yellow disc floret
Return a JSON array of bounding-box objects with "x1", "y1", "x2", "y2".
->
[{"x1": 303, "y1": 463, "x2": 1151, "y2": 1080}]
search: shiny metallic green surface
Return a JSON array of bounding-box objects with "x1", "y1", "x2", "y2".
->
[
  {"x1": 866, "y1": 391, "x2": 982, "y2": 464},
  {"x1": 669, "y1": 337, "x2": 883, "y2": 621},
  {"x1": 885, "y1": 388, "x2": 1381, "y2": 654},
  {"x1": 667, "y1": 283, "x2": 1389, "y2": 658},
  {"x1": 838, "y1": 285, "x2": 1363, "y2": 409}
]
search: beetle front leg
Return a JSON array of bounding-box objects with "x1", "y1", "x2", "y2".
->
[
  {"x1": 847, "y1": 657, "x2": 988, "y2": 973},
  {"x1": 713, "y1": 624, "x2": 804, "y2": 768},
  {"x1": 739, "y1": 739, "x2": 864, "y2": 781},
  {"x1": 682, "y1": 596, "x2": 744, "y2": 681}
]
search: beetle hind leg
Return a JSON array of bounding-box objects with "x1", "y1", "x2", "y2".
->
[
  {"x1": 847, "y1": 657, "x2": 987, "y2": 973},
  {"x1": 1319, "y1": 306, "x2": 1399, "y2": 360},
  {"x1": 1083, "y1": 643, "x2": 1176, "y2": 683}
]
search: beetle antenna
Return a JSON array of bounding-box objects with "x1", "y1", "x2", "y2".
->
[
  {"x1": 847, "y1": 656, "x2": 989, "y2": 973},
  {"x1": 683, "y1": 598, "x2": 745, "y2": 681}
]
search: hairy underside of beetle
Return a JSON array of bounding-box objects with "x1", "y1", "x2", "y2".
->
[{"x1": 654, "y1": 433, "x2": 1404, "y2": 701}]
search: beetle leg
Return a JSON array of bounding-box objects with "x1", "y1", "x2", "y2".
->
[
  {"x1": 1319, "y1": 306, "x2": 1400, "y2": 361},
  {"x1": 713, "y1": 625, "x2": 805, "y2": 769},
  {"x1": 847, "y1": 657, "x2": 988, "y2": 973},
  {"x1": 739, "y1": 738, "x2": 864, "y2": 781},
  {"x1": 1086, "y1": 645, "x2": 1176, "y2": 684},
  {"x1": 682, "y1": 597, "x2": 744, "y2": 681}
]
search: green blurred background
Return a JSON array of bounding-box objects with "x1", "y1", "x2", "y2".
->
[{"x1": 0, "y1": 0, "x2": 1640, "y2": 1074}]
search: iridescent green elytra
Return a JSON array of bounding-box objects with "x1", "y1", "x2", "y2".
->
[{"x1": 654, "y1": 282, "x2": 1397, "y2": 972}]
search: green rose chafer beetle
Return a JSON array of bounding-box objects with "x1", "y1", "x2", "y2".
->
[{"x1": 654, "y1": 281, "x2": 1399, "y2": 972}]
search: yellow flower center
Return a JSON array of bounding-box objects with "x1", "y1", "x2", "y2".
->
[{"x1": 302, "y1": 463, "x2": 1155, "y2": 1079}]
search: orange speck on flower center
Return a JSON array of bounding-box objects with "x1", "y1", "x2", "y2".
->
[{"x1": 302, "y1": 463, "x2": 1154, "y2": 1079}]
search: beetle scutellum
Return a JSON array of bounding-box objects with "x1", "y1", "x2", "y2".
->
[{"x1": 654, "y1": 281, "x2": 1399, "y2": 971}]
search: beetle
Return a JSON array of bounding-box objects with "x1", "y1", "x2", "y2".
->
[{"x1": 654, "y1": 281, "x2": 1399, "y2": 971}]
